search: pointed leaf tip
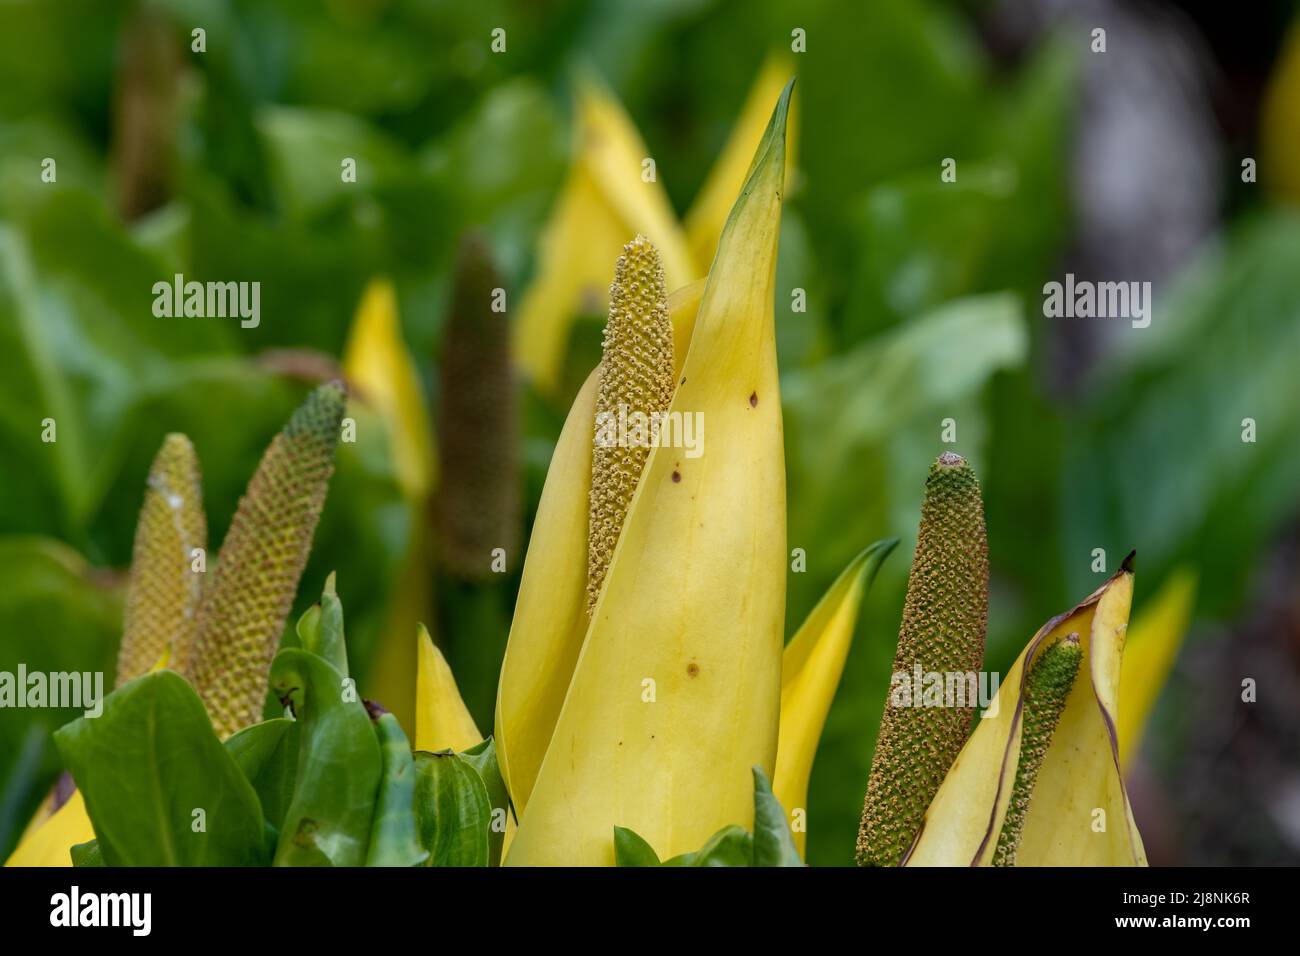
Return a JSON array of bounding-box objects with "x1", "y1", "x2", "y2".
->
[
  {"x1": 859, "y1": 537, "x2": 899, "y2": 568},
  {"x1": 760, "y1": 78, "x2": 794, "y2": 165}
]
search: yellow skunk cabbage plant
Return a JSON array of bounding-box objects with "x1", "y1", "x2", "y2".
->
[
  {"x1": 901, "y1": 556, "x2": 1145, "y2": 866},
  {"x1": 854, "y1": 454, "x2": 1148, "y2": 867},
  {"x1": 514, "y1": 70, "x2": 696, "y2": 396},
  {"x1": 9, "y1": 382, "x2": 510, "y2": 867},
  {"x1": 515, "y1": 58, "x2": 798, "y2": 397},
  {"x1": 7, "y1": 73, "x2": 1177, "y2": 872},
  {"x1": 501, "y1": 81, "x2": 797, "y2": 866},
  {"x1": 858, "y1": 453, "x2": 988, "y2": 867},
  {"x1": 7, "y1": 384, "x2": 346, "y2": 866}
]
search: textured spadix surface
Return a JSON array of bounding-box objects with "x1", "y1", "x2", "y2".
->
[
  {"x1": 506, "y1": 82, "x2": 793, "y2": 866},
  {"x1": 494, "y1": 279, "x2": 704, "y2": 817},
  {"x1": 992, "y1": 633, "x2": 1081, "y2": 866},
  {"x1": 857, "y1": 452, "x2": 988, "y2": 867},
  {"x1": 178, "y1": 383, "x2": 344, "y2": 739},
  {"x1": 587, "y1": 235, "x2": 675, "y2": 614},
  {"x1": 435, "y1": 234, "x2": 519, "y2": 580},
  {"x1": 117, "y1": 433, "x2": 206, "y2": 686}
]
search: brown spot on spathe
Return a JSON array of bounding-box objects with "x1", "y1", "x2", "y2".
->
[
  {"x1": 749, "y1": 391, "x2": 758, "y2": 408},
  {"x1": 671, "y1": 470, "x2": 681, "y2": 483},
  {"x1": 686, "y1": 662, "x2": 699, "y2": 677}
]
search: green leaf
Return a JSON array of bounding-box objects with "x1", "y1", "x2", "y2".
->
[
  {"x1": 70, "y1": 839, "x2": 103, "y2": 867},
  {"x1": 224, "y1": 718, "x2": 300, "y2": 832},
  {"x1": 615, "y1": 771, "x2": 801, "y2": 868},
  {"x1": 839, "y1": 42, "x2": 1076, "y2": 339},
  {"x1": 54, "y1": 671, "x2": 267, "y2": 866},
  {"x1": 750, "y1": 768, "x2": 802, "y2": 867},
  {"x1": 783, "y1": 293, "x2": 1026, "y2": 629},
  {"x1": 800, "y1": 0, "x2": 988, "y2": 281},
  {"x1": 296, "y1": 575, "x2": 349, "y2": 678},
  {"x1": 0, "y1": 537, "x2": 119, "y2": 859},
  {"x1": 0, "y1": 192, "x2": 238, "y2": 536},
  {"x1": 412, "y1": 750, "x2": 491, "y2": 867},
  {"x1": 421, "y1": 78, "x2": 566, "y2": 276},
  {"x1": 1064, "y1": 213, "x2": 1300, "y2": 611},
  {"x1": 459, "y1": 737, "x2": 511, "y2": 866},
  {"x1": 365, "y1": 712, "x2": 426, "y2": 867},
  {"x1": 270, "y1": 648, "x2": 381, "y2": 867},
  {"x1": 613, "y1": 827, "x2": 661, "y2": 867},
  {"x1": 294, "y1": 604, "x2": 322, "y2": 656},
  {"x1": 660, "y1": 826, "x2": 754, "y2": 867},
  {"x1": 256, "y1": 106, "x2": 412, "y2": 222}
]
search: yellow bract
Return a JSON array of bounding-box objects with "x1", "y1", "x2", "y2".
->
[
  {"x1": 515, "y1": 75, "x2": 696, "y2": 396},
  {"x1": 4, "y1": 790, "x2": 93, "y2": 868},
  {"x1": 515, "y1": 60, "x2": 798, "y2": 397},
  {"x1": 505, "y1": 83, "x2": 793, "y2": 866},
  {"x1": 342, "y1": 279, "x2": 438, "y2": 732},
  {"x1": 774, "y1": 541, "x2": 894, "y2": 857},
  {"x1": 494, "y1": 280, "x2": 704, "y2": 817},
  {"x1": 905, "y1": 563, "x2": 1147, "y2": 866},
  {"x1": 414, "y1": 623, "x2": 482, "y2": 754},
  {"x1": 341, "y1": 279, "x2": 437, "y2": 501}
]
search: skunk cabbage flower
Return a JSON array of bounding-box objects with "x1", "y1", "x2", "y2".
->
[
  {"x1": 494, "y1": 275, "x2": 705, "y2": 816},
  {"x1": 515, "y1": 73, "x2": 695, "y2": 396},
  {"x1": 858, "y1": 453, "x2": 988, "y2": 866},
  {"x1": 415, "y1": 624, "x2": 483, "y2": 754},
  {"x1": 904, "y1": 558, "x2": 1147, "y2": 866},
  {"x1": 502, "y1": 82, "x2": 794, "y2": 865},
  {"x1": 684, "y1": 53, "x2": 798, "y2": 269},
  {"x1": 177, "y1": 383, "x2": 345, "y2": 738}
]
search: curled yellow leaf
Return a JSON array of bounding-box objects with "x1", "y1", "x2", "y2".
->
[
  {"x1": 515, "y1": 74, "x2": 696, "y2": 396},
  {"x1": 905, "y1": 559, "x2": 1146, "y2": 867},
  {"x1": 774, "y1": 539, "x2": 895, "y2": 857},
  {"x1": 506, "y1": 82, "x2": 793, "y2": 866},
  {"x1": 415, "y1": 623, "x2": 482, "y2": 754},
  {"x1": 4, "y1": 790, "x2": 93, "y2": 868},
  {"x1": 341, "y1": 279, "x2": 436, "y2": 501}
]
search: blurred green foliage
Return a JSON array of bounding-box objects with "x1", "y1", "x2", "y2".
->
[{"x1": 1, "y1": 0, "x2": 1297, "y2": 865}]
